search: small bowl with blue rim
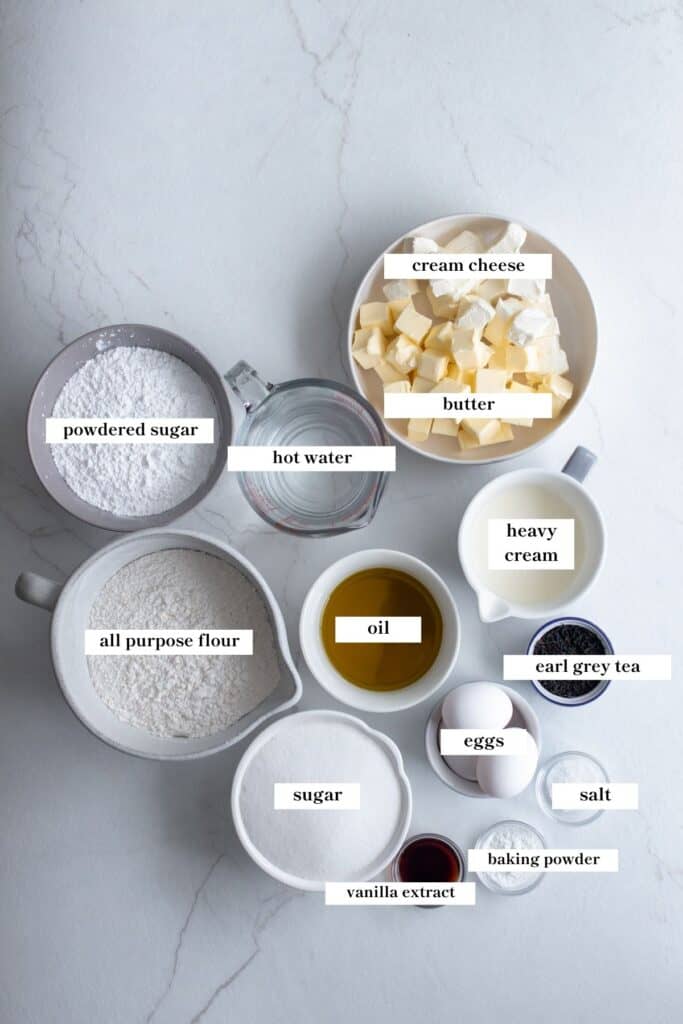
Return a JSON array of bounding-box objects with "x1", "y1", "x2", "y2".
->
[{"x1": 527, "y1": 616, "x2": 614, "y2": 707}]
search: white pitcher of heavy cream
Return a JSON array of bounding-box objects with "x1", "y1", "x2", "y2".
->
[{"x1": 458, "y1": 447, "x2": 605, "y2": 622}]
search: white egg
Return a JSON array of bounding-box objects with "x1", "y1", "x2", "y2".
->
[
  {"x1": 476, "y1": 733, "x2": 539, "y2": 798},
  {"x1": 441, "y1": 682, "x2": 513, "y2": 730}
]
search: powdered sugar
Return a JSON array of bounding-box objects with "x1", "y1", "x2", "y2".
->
[
  {"x1": 88, "y1": 549, "x2": 281, "y2": 738},
  {"x1": 51, "y1": 346, "x2": 217, "y2": 517}
]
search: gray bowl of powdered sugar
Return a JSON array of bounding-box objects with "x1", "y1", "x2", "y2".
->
[{"x1": 27, "y1": 324, "x2": 232, "y2": 530}]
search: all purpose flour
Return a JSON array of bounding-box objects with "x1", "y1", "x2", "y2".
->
[
  {"x1": 88, "y1": 549, "x2": 281, "y2": 737},
  {"x1": 51, "y1": 346, "x2": 217, "y2": 517}
]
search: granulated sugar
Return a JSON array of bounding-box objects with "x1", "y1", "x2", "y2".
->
[
  {"x1": 88, "y1": 549, "x2": 281, "y2": 737},
  {"x1": 51, "y1": 346, "x2": 217, "y2": 517}
]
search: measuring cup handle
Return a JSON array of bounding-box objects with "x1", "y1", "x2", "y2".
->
[
  {"x1": 15, "y1": 571, "x2": 62, "y2": 611},
  {"x1": 562, "y1": 446, "x2": 597, "y2": 483},
  {"x1": 224, "y1": 361, "x2": 273, "y2": 413}
]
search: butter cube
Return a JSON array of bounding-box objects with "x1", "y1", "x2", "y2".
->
[
  {"x1": 417, "y1": 349, "x2": 450, "y2": 382},
  {"x1": 475, "y1": 368, "x2": 509, "y2": 392},
  {"x1": 458, "y1": 421, "x2": 513, "y2": 448},
  {"x1": 483, "y1": 297, "x2": 525, "y2": 345},
  {"x1": 385, "y1": 334, "x2": 421, "y2": 373},
  {"x1": 504, "y1": 380, "x2": 535, "y2": 427},
  {"x1": 374, "y1": 359, "x2": 409, "y2": 384},
  {"x1": 411, "y1": 375, "x2": 436, "y2": 393},
  {"x1": 475, "y1": 279, "x2": 509, "y2": 303},
  {"x1": 383, "y1": 380, "x2": 412, "y2": 394},
  {"x1": 448, "y1": 365, "x2": 476, "y2": 389},
  {"x1": 444, "y1": 229, "x2": 484, "y2": 253},
  {"x1": 456, "y1": 295, "x2": 495, "y2": 331},
  {"x1": 359, "y1": 301, "x2": 392, "y2": 335},
  {"x1": 461, "y1": 418, "x2": 502, "y2": 444},
  {"x1": 432, "y1": 418, "x2": 460, "y2": 437},
  {"x1": 387, "y1": 297, "x2": 411, "y2": 322},
  {"x1": 524, "y1": 336, "x2": 567, "y2": 374},
  {"x1": 425, "y1": 322, "x2": 455, "y2": 354},
  {"x1": 383, "y1": 279, "x2": 419, "y2": 301},
  {"x1": 537, "y1": 374, "x2": 573, "y2": 417},
  {"x1": 407, "y1": 418, "x2": 433, "y2": 443},
  {"x1": 431, "y1": 379, "x2": 470, "y2": 423},
  {"x1": 507, "y1": 278, "x2": 546, "y2": 301},
  {"x1": 394, "y1": 303, "x2": 432, "y2": 344},
  {"x1": 454, "y1": 337, "x2": 491, "y2": 370},
  {"x1": 352, "y1": 325, "x2": 386, "y2": 369}
]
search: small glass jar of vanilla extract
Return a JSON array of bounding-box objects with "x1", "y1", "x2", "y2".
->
[{"x1": 391, "y1": 833, "x2": 466, "y2": 908}]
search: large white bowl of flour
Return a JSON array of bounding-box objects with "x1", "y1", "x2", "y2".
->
[
  {"x1": 15, "y1": 529, "x2": 302, "y2": 759},
  {"x1": 231, "y1": 710, "x2": 413, "y2": 891}
]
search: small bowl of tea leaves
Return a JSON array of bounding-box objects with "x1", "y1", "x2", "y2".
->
[{"x1": 527, "y1": 616, "x2": 614, "y2": 706}]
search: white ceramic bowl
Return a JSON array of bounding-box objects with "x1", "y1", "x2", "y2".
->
[
  {"x1": 346, "y1": 213, "x2": 597, "y2": 465},
  {"x1": 425, "y1": 684, "x2": 541, "y2": 798},
  {"x1": 15, "y1": 529, "x2": 302, "y2": 760},
  {"x1": 299, "y1": 549, "x2": 460, "y2": 713},
  {"x1": 231, "y1": 709, "x2": 412, "y2": 891}
]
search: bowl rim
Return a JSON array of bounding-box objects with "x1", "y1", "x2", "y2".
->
[
  {"x1": 230, "y1": 708, "x2": 413, "y2": 891},
  {"x1": 346, "y1": 212, "x2": 598, "y2": 466},
  {"x1": 26, "y1": 323, "x2": 232, "y2": 531},
  {"x1": 49, "y1": 527, "x2": 302, "y2": 760},
  {"x1": 298, "y1": 548, "x2": 461, "y2": 712}
]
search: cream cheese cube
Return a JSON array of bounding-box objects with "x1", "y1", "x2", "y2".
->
[
  {"x1": 524, "y1": 336, "x2": 567, "y2": 374},
  {"x1": 426, "y1": 285, "x2": 461, "y2": 318},
  {"x1": 417, "y1": 349, "x2": 450, "y2": 382},
  {"x1": 385, "y1": 334, "x2": 421, "y2": 373},
  {"x1": 407, "y1": 236, "x2": 440, "y2": 254},
  {"x1": 444, "y1": 229, "x2": 484, "y2": 253},
  {"x1": 383, "y1": 279, "x2": 420, "y2": 301},
  {"x1": 508, "y1": 308, "x2": 559, "y2": 347},
  {"x1": 407, "y1": 418, "x2": 433, "y2": 442},
  {"x1": 456, "y1": 295, "x2": 495, "y2": 331},
  {"x1": 374, "y1": 359, "x2": 410, "y2": 384},
  {"x1": 461, "y1": 418, "x2": 502, "y2": 445},
  {"x1": 532, "y1": 293, "x2": 554, "y2": 316},
  {"x1": 475, "y1": 368, "x2": 509, "y2": 393},
  {"x1": 507, "y1": 278, "x2": 546, "y2": 301},
  {"x1": 394, "y1": 303, "x2": 432, "y2": 344},
  {"x1": 359, "y1": 301, "x2": 392, "y2": 335},
  {"x1": 483, "y1": 297, "x2": 526, "y2": 345},
  {"x1": 352, "y1": 326, "x2": 386, "y2": 369},
  {"x1": 488, "y1": 222, "x2": 527, "y2": 253},
  {"x1": 383, "y1": 380, "x2": 412, "y2": 394}
]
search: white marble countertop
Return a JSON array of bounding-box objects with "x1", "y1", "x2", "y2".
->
[{"x1": 1, "y1": 2, "x2": 681, "y2": 1022}]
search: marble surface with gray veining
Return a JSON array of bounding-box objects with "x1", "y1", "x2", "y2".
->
[{"x1": 1, "y1": 2, "x2": 681, "y2": 1022}]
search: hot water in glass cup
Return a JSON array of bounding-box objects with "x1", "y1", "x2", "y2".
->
[{"x1": 225, "y1": 361, "x2": 390, "y2": 536}]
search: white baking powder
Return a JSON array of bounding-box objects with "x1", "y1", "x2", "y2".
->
[
  {"x1": 238, "y1": 716, "x2": 405, "y2": 882},
  {"x1": 479, "y1": 821, "x2": 544, "y2": 891},
  {"x1": 51, "y1": 346, "x2": 217, "y2": 517},
  {"x1": 88, "y1": 549, "x2": 280, "y2": 738}
]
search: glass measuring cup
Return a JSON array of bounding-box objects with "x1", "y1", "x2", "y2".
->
[{"x1": 225, "y1": 361, "x2": 390, "y2": 536}]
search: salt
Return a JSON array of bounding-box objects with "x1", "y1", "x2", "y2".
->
[{"x1": 51, "y1": 346, "x2": 217, "y2": 517}]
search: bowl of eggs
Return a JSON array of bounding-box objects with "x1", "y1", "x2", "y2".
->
[{"x1": 425, "y1": 681, "x2": 540, "y2": 798}]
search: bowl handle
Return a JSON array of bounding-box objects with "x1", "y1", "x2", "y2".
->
[
  {"x1": 224, "y1": 361, "x2": 273, "y2": 413},
  {"x1": 562, "y1": 446, "x2": 596, "y2": 483},
  {"x1": 15, "y1": 572, "x2": 62, "y2": 612}
]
